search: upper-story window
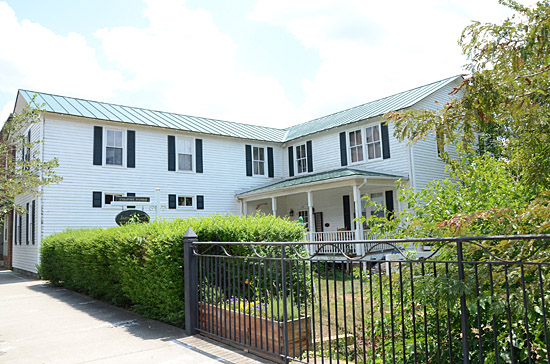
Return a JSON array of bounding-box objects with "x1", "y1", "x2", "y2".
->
[
  {"x1": 253, "y1": 147, "x2": 265, "y2": 176},
  {"x1": 106, "y1": 129, "x2": 124, "y2": 166},
  {"x1": 296, "y1": 144, "x2": 308, "y2": 174},
  {"x1": 365, "y1": 125, "x2": 382, "y2": 160},
  {"x1": 349, "y1": 130, "x2": 364, "y2": 163},
  {"x1": 177, "y1": 137, "x2": 193, "y2": 171}
]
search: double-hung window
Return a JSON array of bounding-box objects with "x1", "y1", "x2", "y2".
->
[
  {"x1": 253, "y1": 147, "x2": 265, "y2": 176},
  {"x1": 177, "y1": 137, "x2": 193, "y2": 172},
  {"x1": 296, "y1": 144, "x2": 307, "y2": 174},
  {"x1": 365, "y1": 125, "x2": 382, "y2": 160},
  {"x1": 349, "y1": 130, "x2": 364, "y2": 163},
  {"x1": 106, "y1": 130, "x2": 124, "y2": 166},
  {"x1": 104, "y1": 193, "x2": 123, "y2": 206}
]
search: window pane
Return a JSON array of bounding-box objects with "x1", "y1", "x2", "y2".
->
[
  {"x1": 368, "y1": 144, "x2": 374, "y2": 159},
  {"x1": 375, "y1": 142, "x2": 381, "y2": 158},
  {"x1": 178, "y1": 196, "x2": 185, "y2": 206},
  {"x1": 107, "y1": 130, "x2": 114, "y2": 146},
  {"x1": 259, "y1": 148, "x2": 264, "y2": 160},
  {"x1": 372, "y1": 125, "x2": 380, "y2": 141},
  {"x1": 186, "y1": 197, "x2": 193, "y2": 206},
  {"x1": 351, "y1": 148, "x2": 357, "y2": 162},
  {"x1": 355, "y1": 130, "x2": 362, "y2": 145},
  {"x1": 114, "y1": 131, "x2": 122, "y2": 146},
  {"x1": 349, "y1": 132, "x2": 355, "y2": 146},
  {"x1": 106, "y1": 147, "x2": 122, "y2": 165},
  {"x1": 253, "y1": 147, "x2": 259, "y2": 160},
  {"x1": 105, "y1": 194, "x2": 113, "y2": 205},
  {"x1": 178, "y1": 154, "x2": 192, "y2": 171},
  {"x1": 365, "y1": 127, "x2": 372, "y2": 143},
  {"x1": 259, "y1": 161, "x2": 264, "y2": 175},
  {"x1": 254, "y1": 161, "x2": 259, "y2": 175},
  {"x1": 356, "y1": 146, "x2": 363, "y2": 161}
]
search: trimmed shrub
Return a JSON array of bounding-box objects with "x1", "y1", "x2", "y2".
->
[{"x1": 39, "y1": 213, "x2": 306, "y2": 326}]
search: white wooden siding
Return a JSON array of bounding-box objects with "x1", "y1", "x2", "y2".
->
[
  {"x1": 40, "y1": 115, "x2": 284, "y2": 238},
  {"x1": 409, "y1": 79, "x2": 461, "y2": 192},
  {"x1": 282, "y1": 116, "x2": 411, "y2": 180},
  {"x1": 12, "y1": 120, "x2": 42, "y2": 273}
]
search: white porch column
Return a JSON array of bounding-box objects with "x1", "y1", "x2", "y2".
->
[
  {"x1": 307, "y1": 191, "x2": 314, "y2": 242},
  {"x1": 271, "y1": 197, "x2": 277, "y2": 217},
  {"x1": 353, "y1": 184, "x2": 363, "y2": 240},
  {"x1": 242, "y1": 200, "x2": 248, "y2": 216}
]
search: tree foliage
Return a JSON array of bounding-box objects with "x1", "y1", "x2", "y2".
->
[
  {"x1": 387, "y1": 0, "x2": 550, "y2": 192},
  {"x1": 0, "y1": 99, "x2": 61, "y2": 215}
]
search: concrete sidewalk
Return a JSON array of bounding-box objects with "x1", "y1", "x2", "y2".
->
[{"x1": 0, "y1": 270, "x2": 271, "y2": 364}]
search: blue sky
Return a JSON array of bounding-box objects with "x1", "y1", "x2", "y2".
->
[{"x1": 0, "y1": 0, "x2": 532, "y2": 128}]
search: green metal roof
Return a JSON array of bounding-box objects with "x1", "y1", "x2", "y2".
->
[
  {"x1": 237, "y1": 168, "x2": 406, "y2": 196},
  {"x1": 17, "y1": 75, "x2": 461, "y2": 143},
  {"x1": 282, "y1": 75, "x2": 461, "y2": 141},
  {"x1": 17, "y1": 90, "x2": 286, "y2": 143}
]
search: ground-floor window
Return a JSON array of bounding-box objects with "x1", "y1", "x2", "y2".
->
[
  {"x1": 298, "y1": 210, "x2": 309, "y2": 229},
  {"x1": 178, "y1": 196, "x2": 194, "y2": 208},
  {"x1": 104, "y1": 193, "x2": 123, "y2": 205}
]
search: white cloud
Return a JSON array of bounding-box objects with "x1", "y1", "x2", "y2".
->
[
  {"x1": 249, "y1": 0, "x2": 534, "y2": 120},
  {"x1": 0, "y1": 1, "x2": 124, "y2": 123},
  {"x1": 96, "y1": 0, "x2": 300, "y2": 128}
]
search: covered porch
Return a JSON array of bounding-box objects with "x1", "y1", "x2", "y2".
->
[{"x1": 236, "y1": 168, "x2": 407, "y2": 257}]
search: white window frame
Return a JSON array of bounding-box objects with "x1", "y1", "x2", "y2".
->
[
  {"x1": 348, "y1": 129, "x2": 364, "y2": 164},
  {"x1": 104, "y1": 128, "x2": 125, "y2": 167},
  {"x1": 177, "y1": 195, "x2": 195, "y2": 209},
  {"x1": 176, "y1": 136, "x2": 194, "y2": 173},
  {"x1": 104, "y1": 193, "x2": 123, "y2": 207},
  {"x1": 295, "y1": 144, "x2": 308, "y2": 174},
  {"x1": 365, "y1": 125, "x2": 382, "y2": 161},
  {"x1": 298, "y1": 210, "x2": 309, "y2": 229},
  {"x1": 363, "y1": 192, "x2": 385, "y2": 218},
  {"x1": 252, "y1": 146, "x2": 266, "y2": 176}
]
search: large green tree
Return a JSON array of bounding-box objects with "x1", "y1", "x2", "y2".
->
[{"x1": 1, "y1": 100, "x2": 61, "y2": 215}]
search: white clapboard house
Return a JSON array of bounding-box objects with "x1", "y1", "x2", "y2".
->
[{"x1": 3, "y1": 75, "x2": 461, "y2": 274}]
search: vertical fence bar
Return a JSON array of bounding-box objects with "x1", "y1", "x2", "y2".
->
[
  {"x1": 184, "y1": 228, "x2": 199, "y2": 335},
  {"x1": 504, "y1": 265, "x2": 515, "y2": 363},
  {"x1": 474, "y1": 263, "x2": 483, "y2": 364},
  {"x1": 281, "y1": 246, "x2": 290, "y2": 364},
  {"x1": 538, "y1": 265, "x2": 550, "y2": 364},
  {"x1": 520, "y1": 263, "x2": 533, "y2": 364},
  {"x1": 456, "y1": 241, "x2": 470, "y2": 364}
]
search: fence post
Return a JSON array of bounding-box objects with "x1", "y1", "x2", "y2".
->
[
  {"x1": 457, "y1": 240, "x2": 470, "y2": 363},
  {"x1": 280, "y1": 245, "x2": 289, "y2": 364},
  {"x1": 184, "y1": 227, "x2": 199, "y2": 336}
]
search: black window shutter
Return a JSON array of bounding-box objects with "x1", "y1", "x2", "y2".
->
[
  {"x1": 168, "y1": 194, "x2": 176, "y2": 209},
  {"x1": 31, "y1": 200, "x2": 35, "y2": 244},
  {"x1": 167, "y1": 136, "x2": 176, "y2": 171},
  {"x1": 197, "y1": 195, "x2": 204, "y2": 210},
  {"x1": 245, "y1": 145, "x2": 252, "y2": 176},
  {"x1": 339, "y1": 132, "x2": 348, "y2": 166},
  {"x1": 25, "y1": 203, "x2": 29, "y2": 245},
  {"x1": 18, "y1": 215, "x2": 22, "y2": 245},
  {"x1": 127, "y1": 130, "x2": 135, "y2": 168},
  {"x1": 385, "y1": 190, "x2": 395, "y2": 219},
  {"x1": 288, "y1": 146, "x2": 294, "y2": 177},
  {"x1": 93, "y1": 126, "x2": 103, "y2": 165},
  {"x1": 343, "y1": 195, "x2": 351, "y2": 231},
  {"x1": 306, "y1": 140, "x2": 313, "y2": 172},
  {"x1": 196, "y1": 139, "x2": 203, "y2": 173},
  {"x1": 267, "y1": 147, "x2": 274, "y2": 178},
  {"x1": 381, "y1": 123, "x2": 391, "y2": 159},
  {"x1": 92, "y1": 191, "x2": 102, "y2": 208},
  {"x1": 127, "y1": 192, "x2": 135, "y2": 209}
]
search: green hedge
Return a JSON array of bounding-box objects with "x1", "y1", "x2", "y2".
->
[{"x1": 39, "y1": 213, "x2": 306, "y2": 326}]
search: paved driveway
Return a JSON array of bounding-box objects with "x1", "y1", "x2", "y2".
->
[{"x1": 0, "y1": 270, "x2": 271, "y2": 364}]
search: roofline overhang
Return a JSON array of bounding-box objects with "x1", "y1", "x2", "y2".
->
[{"x1": 237, "y1": 174, "x2": 408, "y2": 200}]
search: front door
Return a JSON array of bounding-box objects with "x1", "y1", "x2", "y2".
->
[{"x1": 314, "y1": 212, "x2": 324, "y2": 232}]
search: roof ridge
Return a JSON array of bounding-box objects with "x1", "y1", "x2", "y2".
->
[
  {"x1": 18, "y1": 89, "x2": 286, "y2": 133},
  {"x1": 286, "y1": 75, "x2": 461, "y2": 132}
]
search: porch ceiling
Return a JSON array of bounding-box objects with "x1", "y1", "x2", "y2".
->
[{"x1": 236, "y1": 167, "x2": 406, "y2": 198}]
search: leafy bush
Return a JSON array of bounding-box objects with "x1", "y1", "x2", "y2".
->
[{"x1": 39, "y1": 213, "x2": 306, "y2": 327}]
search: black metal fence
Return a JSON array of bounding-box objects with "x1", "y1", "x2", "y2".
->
[{"x1": 183, "y1": 232, "x2": 550, "y2": 364}]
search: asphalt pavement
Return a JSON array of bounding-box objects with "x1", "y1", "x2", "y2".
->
[{"x1": 0, "y1": 269, "x2": 271, "y2": 364}]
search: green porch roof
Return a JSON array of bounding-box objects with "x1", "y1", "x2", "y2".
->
[
  {"x1": 237, "y1": 168, "x2": 405, "y2": 196},
  {"x1": 17, "y1": 75, "x2": 461, "y2": 143}
]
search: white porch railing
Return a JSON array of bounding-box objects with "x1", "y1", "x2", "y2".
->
[{"x1": 307, "y1": 231, "x2": 399, "y2": 256}]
